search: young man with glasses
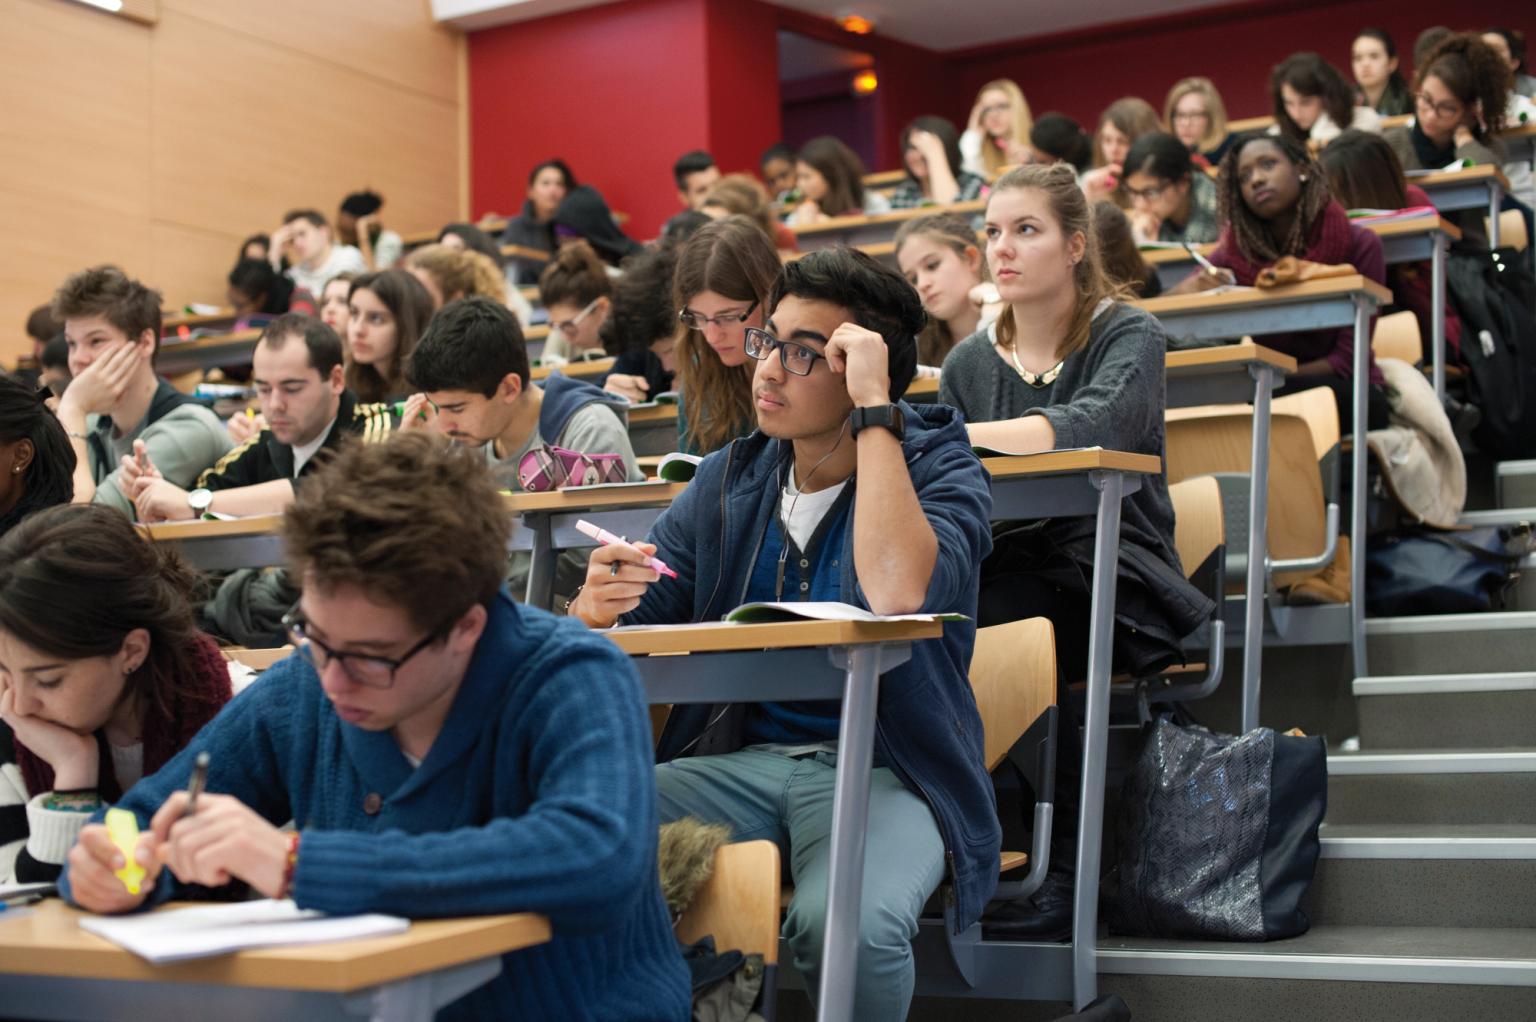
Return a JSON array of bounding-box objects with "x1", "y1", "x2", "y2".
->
[
  {"x1": 569, "y1": 248, "x2": 999, "y2": 1021},
  {"x1": 60, "y1": 431, "x2": 691, "y2": 1021},
  {"x1": 127, "y1": 314, "x2": 394, "y2": 522},
  {"x1": 403, "y1": 297, "x2": 641, "y2": 602}
]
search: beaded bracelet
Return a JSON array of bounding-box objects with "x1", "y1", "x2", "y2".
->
[{"x1": 277, "y1": 831, "x2": 301, "y2": 900}]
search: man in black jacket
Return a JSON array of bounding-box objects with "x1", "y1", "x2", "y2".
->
[{"x1": 130, "y1": 314, "x2": 393, "y2": 521}]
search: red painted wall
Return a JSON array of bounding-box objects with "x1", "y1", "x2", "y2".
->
[
  {"x1": 468, "y1": 0, "x2": 711, "y2": 240},
  {"x1": 704, "y1": 0, "x2": 783, "y2": 177},
  {"x1": 947, "y1": 0, "x2": 1533, "y2": 133}
]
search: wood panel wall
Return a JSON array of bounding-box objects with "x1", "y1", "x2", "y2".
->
[{"x1": 2, "y1": 0, "x2": 463, "y2": 363}]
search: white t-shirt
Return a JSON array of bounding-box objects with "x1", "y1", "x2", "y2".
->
[
  {"x1": 781, "y1": 473, "x2": 849, "y2": 551},
  {"x1": 290, "y1": 418, "x2": 336, "y2": 477},
  {"x1": 286, "y1": 245, "x2": 368, "y2": 299}
]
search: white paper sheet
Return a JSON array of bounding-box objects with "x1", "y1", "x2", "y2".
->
[{"x1": 79, "y1": 898, "x2": 409, "y2": 963}]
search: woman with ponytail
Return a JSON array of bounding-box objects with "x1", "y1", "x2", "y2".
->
[
  {"x1": 0, "y1": 504, "x2": 233, "y2": 882},
  {"x1": 538, "y1": 241, "x2": 614, "y2": 365}
]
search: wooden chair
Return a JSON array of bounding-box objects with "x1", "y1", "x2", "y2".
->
[
  {"x1": 1487, "y1": 208, "x2": 1529, "y2": 252},
  {"x1": 1166, "y1": 387, "x2": 1341, "y2": 593},
  {"x1": 1372, "y1": 309, "x2": 1422, "y2": 364},
  {"x1": 676, "y1": 840, "x2": 782, "y2": 1019}
]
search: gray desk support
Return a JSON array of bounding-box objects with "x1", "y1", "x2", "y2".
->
[
  {"x1": 1375, "y1": 230, "x2": 1449, "y2": 398},
  {"x1": 1155, "y1": 287, "x2": 1382, "y2": 684},
  {"x1": 627, "y1": 637, "x2": 915, "y2": 1022}
]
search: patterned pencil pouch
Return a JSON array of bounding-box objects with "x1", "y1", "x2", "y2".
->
[{"x1": 516, "y1": 443, "x2": 628, "y2": 491}]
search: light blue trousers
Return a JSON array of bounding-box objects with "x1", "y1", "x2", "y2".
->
[{"x1": 657, "y1": 748, "x2": 946, "y2": 1021}]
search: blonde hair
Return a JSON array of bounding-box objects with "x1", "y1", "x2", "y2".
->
[
  {"x1": 1163, "y1": 77, "x2": 1229, "y2": 153},
  {"x1": 893, "y1": 213, "x2": 986, "y2": 365},
  {"x1": 1093, "y1": 97, "x2": 1161, "y2": 168},
  {"x1": 988, "y1": 164, "x2": 1132, "y2": 361},
  {"x1": 974, "y1": 79, "x2": 1034, "y2": 177},
  {"x1": 701, "y1": 174, "x2": 779, "y2": 244},
  {"x1": 406, "y1": 244, "x2": 508, "y2": 305}
]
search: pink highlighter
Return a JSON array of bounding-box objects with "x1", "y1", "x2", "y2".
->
[{"x1": 574, "y1": 519, "x2": 679, "y2": 579}]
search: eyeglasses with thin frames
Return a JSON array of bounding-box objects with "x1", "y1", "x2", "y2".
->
[
  {"x1": 679, "y1": 300, "x2": 758, "y2": 331},
  {"x1": 552, "y1": 297, "x2": 602, "y2": 338},
  {"x1": 743, "y1": 327, "x2": 826, "y2": 376},
  {"x1": 282, "y1": 609, "x2": 447, "y2": 689}
]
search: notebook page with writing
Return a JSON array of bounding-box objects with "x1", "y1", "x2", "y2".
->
[{"x1": 79, "y1": 899, "x2": 409, "y2": 963}]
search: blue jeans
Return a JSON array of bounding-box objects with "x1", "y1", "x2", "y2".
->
[{"x1": 656, "y1": 748, "x2": 946, "y2": 1021}]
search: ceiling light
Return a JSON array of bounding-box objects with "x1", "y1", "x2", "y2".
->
[
  {"x1": 837, "y1": 12, "x2": 875, "y2": 35},
  {"x1": 852, "y1": 70, "x2": 878, "y2": 95}
]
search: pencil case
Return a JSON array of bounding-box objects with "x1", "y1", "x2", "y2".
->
[{"x1": 516, "y1": 443, "x2": 628, "y2": 491}]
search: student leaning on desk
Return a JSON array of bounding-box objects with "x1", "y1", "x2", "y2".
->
[
  {"x1": 60, "y1": 433, "x2": 692, "y2": 1021},
  {"x1": 570, "y1": 248, "x2": 999, "y2": 1022}
]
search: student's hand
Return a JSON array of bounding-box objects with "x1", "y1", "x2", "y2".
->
[
  {"x1": 0, "y1": 680, "x2": 101, "y2": 790},
  {"x1": 59, "y1": 342, "x2": 143, "y2": 418},
  {"x1": 66, "y1": 823, "x2": 162, "y2": 914},
  {"x1": 910, "y1": 129, "x2": 948, "y2": 168},
  {"x1": 967, "y1": 98, "x2": 986, "y2": 133},
  {"x1": 793, "y1": 199, "x2": 825, "y2": 224},
  {"x1": 968, "y1": 282, "x2": 1000, "y2": 307},
  {"x1": 824, "y1": 323, "x2": 892, "y2": 408},
  {"x1": 133, "y1": 478, "x2": 195, "y2": 523},
  {"x1": 1001, "y1": 138, "x2": 1032, "y2": 166},
  {"x1": 603, "y1": 374, "x2": 650, "y2": 403},
  {"x1": 150, "y1": 791, "x2": 291, "y2": 898},
  {"x1": 226, "y1": 410, "x2": 265, "y2": 444},
  {"x1": 1129, "y1": 209, "x2": 1162, "y2": 244},
  {"x1": 572, "y1": 541, "x2": 660, "y2": 628},
  {"x1": 1170, "y1": 267, "x2": 1236, "y2": 295},
  {"x1": 397, "y1": 393, "x2": 437, "y2": 432},
  {"x1": 1080, "y1": 165, "x2": 1122, "y2": 203},
  {"x1": 118, "y1": 438, "x2": 161, "y2": 492}
]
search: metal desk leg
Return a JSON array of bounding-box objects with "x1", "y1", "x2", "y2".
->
[
  {"x1": 1489, "y1": 185, "x2": 1503, "y2": 249},
  {"x1": 1349, "y1": 297, "x2": 1372, "y2": 679},
  {"x1": 816, "y1": 643, "x2": 887, "y2": 1022},
  {"x1": 522, "y1": 513, "x2": 556, "y2": 610},
  {"x1": 344, "y1": 956, "x2": 502, "y2": 1021},
  {"x1": 1241, "y1": 366, "x2": 1275, "y2": 732},
  {"x1": 1431, "y1": 234, "x2": 1447, "y2": 399},
  {"x1": 1072, "y1": 470, "x2": 1125, "y2": 1011}
]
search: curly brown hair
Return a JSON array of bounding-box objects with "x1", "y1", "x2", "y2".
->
[
  {"x1": 1416, "y1": 33, "x2": 1514, "y2": 140},
  {"x1": 1216, "y1": 133, "x2": 1333, "y2": 264},
  {"x1": 283, "y1": 432, "x2": 513, "y2": 632},
  {"x1": 406, "y1": 244, "x2": 508, "y2": 305}
]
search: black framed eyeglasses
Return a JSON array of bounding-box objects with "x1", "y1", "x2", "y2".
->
[
  {"x1": 282, "y1": 609, "x2": 447, "y2": 689},
  {"x1": 743, "y1": 327, "x2": 826, "y2": 377},
  {"x1": 679, "y1": 300, "x2": 757, "y2": 330}
]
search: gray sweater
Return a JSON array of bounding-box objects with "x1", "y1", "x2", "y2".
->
[{"x1": 938, "y1": 301, "x2": 1183, "y2": 578}]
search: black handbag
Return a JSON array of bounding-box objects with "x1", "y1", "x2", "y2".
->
[
  {"x1": 1104, "y1": 718, "x2": 1327, "y2": 941},
  {"x1": 1366, "y1": 524, "x2": 1533, "y2": 616}
]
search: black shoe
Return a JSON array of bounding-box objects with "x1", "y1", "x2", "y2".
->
[{"x1": 980, "y1": 868, "x2": 1075, "y2": 942}]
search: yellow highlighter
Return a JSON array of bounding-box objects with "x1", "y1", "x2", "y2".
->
[{"x1": 104, "y1": 808, "x2": 146, "y2": 895}]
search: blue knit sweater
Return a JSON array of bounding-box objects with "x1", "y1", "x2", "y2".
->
[{"x1": 60, "y1": 591, "x2": 691, "y2": 1021}]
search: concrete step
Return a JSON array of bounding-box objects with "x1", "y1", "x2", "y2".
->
[
  {"x1": 1306, "y1": 824, "x2": 1536, "y2": 929},
  {"x1": 1326, "y1": 750, "x2": 1536, "y2": 826},
  {"x1": 1365, "y1": 611, "x2": 1536, "y2": 676},
  {"x1": 1353, "y1": 672, "x2": 1536, "y2": 749},
  {"x1": 1093, "y1": 925, "x2": 1536, "y2": 1022}
]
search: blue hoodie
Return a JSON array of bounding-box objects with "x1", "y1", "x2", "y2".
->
[
  {"x1": 537, "y1": 371, "x2": 631, "y2": 438},
  {"x1": 625, "y1": 401, "x2": 1003, "y2": 931}
]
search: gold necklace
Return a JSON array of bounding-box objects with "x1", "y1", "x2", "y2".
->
[{"x1": 1006, "y1": 344, "x2": 1064, "y2": 388}]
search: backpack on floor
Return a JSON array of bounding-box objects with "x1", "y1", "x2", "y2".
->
[
  {"x1": 1445, "y1": 244, "x2": 1536, "y2": 459},
  {"x1": 1366, "y1": 523, "x2": 1534, "y2": 616}
]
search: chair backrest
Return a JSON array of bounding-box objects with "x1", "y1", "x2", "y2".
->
[
  {"x1": 674, "y1": 839, "x2": 781, "y2": 964},
  {"x1": 968, "y1": 618, "x2": 1056, "y2": 772},
  {"x1": 1372, "y1": 309, "x2": 1422, "y2": 364},
  {"x1": 1168, "y1": 476, "x2": 1225, "y2": 582},
  {"x1": 222, "y1": 646, "x2": 292, "y2": 671},
  {"x1": 1486, "y1": 208, "x2": 1529, "y2": 252},
  {"x1": 1165, "y1": 394, "x2": 1335, "y2": 588}
]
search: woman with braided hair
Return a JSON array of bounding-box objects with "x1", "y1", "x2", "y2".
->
[{"x1": 1173, "y1": 131, "x2": 1389, "y2": 429}]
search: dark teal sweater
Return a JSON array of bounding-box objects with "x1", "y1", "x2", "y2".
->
[{"x1": 60, "y1": 590, "x2": 691, "y2": 1021}]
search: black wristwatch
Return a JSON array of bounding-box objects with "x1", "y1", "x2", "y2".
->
[{"x1": 849, "y1": 403, "x2": 905, "y2": 440}]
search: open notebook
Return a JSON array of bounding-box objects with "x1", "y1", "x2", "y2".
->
[{"x1": 79, "y1": 899, "x2": 409, "y2": 964}]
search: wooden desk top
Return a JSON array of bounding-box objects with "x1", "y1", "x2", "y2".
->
[
  {"x1": 608, "y1": 618, "x2": 943, "y2": 656},
  {"x1": 501, "y1": 243, "x2": 552, "y2": 263},
  {"x1": 628, "y1": 403, "x2": 680, "y2": 425},
  {"x1": 1135, "y1": 274, "x2": 1392, "y2": 316},
  {"x1": 1226, "y1": 114, "x2": 1275, "y2": 133},
  {"x1": 223, "y1": 646, "x2": 293, "y2": 670},
  {"x1": 792, "y1": 199, "x2": 986, "y2": 238},
  {"x1": 1412, "y1": 164, "x2": 1512, "y2": 190},
  {"x1": 0, "y1": 899, "x2": 549, "y2": 992},
  {"x1": 863, "y1": 169, "x2": 908, "y2": 188},
  {"x1": 502, "y1": 481, "x2": 688, "y2": 515},
  {"x1": 981, "y1": 448, "x2": 1163, "y2": 479},
  {"x1": 906, "y1": 375, "x2": 940, "y2": 399},
  {"x1": 160, "y1": 327, "x2": 262, "y2": 351},
  {"x1": 142, "y1": 514, "x2": 283, "y2": 542},
  {"x1": 531, "y1": 356, "x2": 613, "y2": 381},
  {"x1": 525, "y1": 323, "x2": 550, "y2": 342},
  {"x1": 1213, "y1": 116, "x2": 1530, "y2": 143},
  {"x1": 163, "y1": 309, "x2": 237, "y2": 331},
  {"x1": 1165, "y1": 341, "x2": 1298, "y2": 375},
  {"x1": 1140, "y1": 216, "x2": 1461, "y2": 267}
]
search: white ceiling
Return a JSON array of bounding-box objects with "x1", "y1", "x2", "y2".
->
[{"x1": 434, "y1": 0, "x2": 1242, "y2": 51}]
